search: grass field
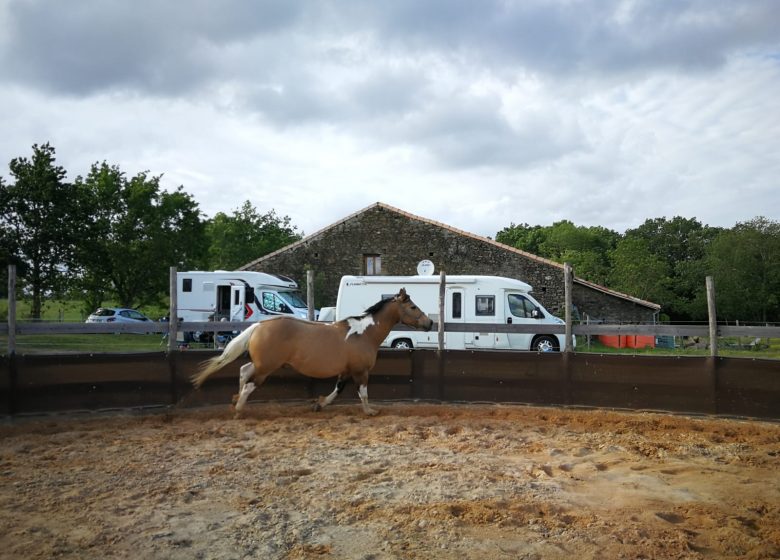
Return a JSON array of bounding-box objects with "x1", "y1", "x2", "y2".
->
[{"x1": 0, "y1": 298, "x2": 169, "y2": 323}]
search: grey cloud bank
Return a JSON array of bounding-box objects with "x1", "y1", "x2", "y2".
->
[{"x1": 0, "y1": 0, "x2": 778, "y2": 237}]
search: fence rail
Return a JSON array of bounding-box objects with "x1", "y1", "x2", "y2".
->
[{"x1": 3, "y1": 319, "x2": 779, "y2": 340}]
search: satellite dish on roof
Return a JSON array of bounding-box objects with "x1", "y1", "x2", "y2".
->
[{"x1": 417, "y1": 259, "x2": 435, "y2": 276}]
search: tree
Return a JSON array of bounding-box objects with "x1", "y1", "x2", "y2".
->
[
  {"x1": 624, "y1": 217, "x2": 721, "y2": 320},
  {"x1": 205, "y1": 201, "x2": 302, "y2": 270},
  {"x1": 495, "y1": 220, "x2": 618, "y2": 284},
  {"x1": 495, "y1": 223, "x2": 545, "y2": 255},
  {"x1": 0, "y1": 144, "x2": 83, "y2": 318},
  {"x1": 73, "y1": 163, "x2": 206, "y2": 309},
  {"x1": 707, "y1": 217, "x2": 780, "y2": 322},
  {"x1": 608, "y1": 237, "x2": 670, "y2": 305}
]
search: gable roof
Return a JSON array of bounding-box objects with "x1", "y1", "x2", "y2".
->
[{"x1": 241, "y1": 202, "x2": 660, "y2": 311}]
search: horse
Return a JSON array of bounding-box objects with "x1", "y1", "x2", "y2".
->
[{"x1": 190, "y1": 288, "x2": 433, "y2": 416}]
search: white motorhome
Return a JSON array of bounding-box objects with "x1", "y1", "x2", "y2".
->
[
  {"x1": 176, "y1": 271, "x2": 311, "y2": 323},
  {"x1": 336, "y1": 275, "x2": 571, "y2": 352}
]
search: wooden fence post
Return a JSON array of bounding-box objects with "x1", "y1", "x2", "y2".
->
[
  {"x1": 7, "y1": 264, "x2": 17, "y2": 415},
  {"x1": 7, "y1": 264, "x2": 16, "y2": 356},
  {"x1": 437, "y1": 271, "x2": 446, "y2": 401},
  {"x1": 167, "y1": 267, "x2": 180, "y2": 404},
  {"x1": 438, "y1": 271, "x2": 445, "y2": 354},
  {"x1": 307, "y1": 270, "x2": 315, "y2": 321},
  {"x1": 168, "y1": 267, "x2": 178, "y2": 353},
  {"x1": 706, "y1": 275, "x2": 719, "y2": 413},
  {"x1": 564, "y1": 262, "x2": 573, "y2": 353},
  {"x1": 706, "y1": 276, "x2": 717, "y2": 358}
]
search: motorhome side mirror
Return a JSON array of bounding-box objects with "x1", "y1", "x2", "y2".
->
[
  {"x1": 532, "y1": 308, "x2": 542, "y2": 319},
  {"x1": 281, "y1": 304, "x2": 292, "y2": 314}
]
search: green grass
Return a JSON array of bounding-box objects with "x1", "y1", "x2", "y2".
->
[
  {"x1": 0, "y1": 298, "x2": 169, "y2": 322},
  {"x1": 0, "y1": 334, "x2": 167, "y2": 353},
  {"x1": 578, "y1": 336, "x2": 780, "y2": 359}
]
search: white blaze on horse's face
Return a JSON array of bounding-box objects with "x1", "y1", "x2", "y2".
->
[{"x1": 345, "y1": 315, "x2": 375, "y2": 340}]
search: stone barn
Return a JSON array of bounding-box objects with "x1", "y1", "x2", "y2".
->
[{"x1": 241, "y1": 202, "x2": 659, "y2": 322}]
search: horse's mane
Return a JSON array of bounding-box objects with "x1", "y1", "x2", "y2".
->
[{"x1": 348, "y1": 296, "x2": 394, "y2": 321}]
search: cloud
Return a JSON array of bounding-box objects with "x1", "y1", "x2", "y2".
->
[{"x1": 0, "y1": 0, "x2": 778, "y2": 239}]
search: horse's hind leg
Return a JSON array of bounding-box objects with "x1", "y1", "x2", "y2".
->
[
  {"x1": 314, "y1": 376, "x2": 348, "y2": 412},
  {"x1": 232, "y1": 362, "x2": 255, "y2": 406},
  {"x1": 233, "y1": 364, "x2": 271, "y2": 417}
]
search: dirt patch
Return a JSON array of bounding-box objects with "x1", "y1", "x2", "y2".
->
[{"x1": 1, "y1": 402, "x2": 779, "y2": 559}]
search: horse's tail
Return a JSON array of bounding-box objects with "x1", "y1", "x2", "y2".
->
[{"x1": 191, "y1": 323, "x2": 260, "y2": 389}]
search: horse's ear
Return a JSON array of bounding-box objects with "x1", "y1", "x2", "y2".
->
[{"x1": 397, "y1": 288, "x2": 409, "y2": 301}]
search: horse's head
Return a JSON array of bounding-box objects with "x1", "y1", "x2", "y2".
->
[{"x1": 394, "y1": 288, "x2": 434, "y2": 332}]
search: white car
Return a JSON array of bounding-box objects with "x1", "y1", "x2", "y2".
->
[{"x1": 86, "y1": 307, "x2": 152, "y2": 324}]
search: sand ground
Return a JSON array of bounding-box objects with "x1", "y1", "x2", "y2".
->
[{"x1": 1, "y1": 401, "x2": 779, "y2": 559}]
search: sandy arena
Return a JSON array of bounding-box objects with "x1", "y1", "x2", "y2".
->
[{"x1": 1, "y1": 401, "x2": 779, "y2": 559}]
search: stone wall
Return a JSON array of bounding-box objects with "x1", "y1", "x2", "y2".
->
[{"x1": 243, "y1": 204, "x2": 657, "y2": 322}]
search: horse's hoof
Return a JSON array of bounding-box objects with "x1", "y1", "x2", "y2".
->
[
  {"x1": 364, "y1": 407, "x2": 379, "y2": 417},
  {"x1": 231, "y1": 393, "x2": 240, "y2": 405},
  {"x1": 313, "y1": 402, "x2": 323, "y2": 412}
]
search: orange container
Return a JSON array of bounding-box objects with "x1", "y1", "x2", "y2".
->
[
  {"x1": 625, "y1": 335, "x2": 655, "y2": 349},
  {"x1": 598, "y1": 335, "x2": 655, "y2": 349},
  {"x1": 598, "y1": 335, "x2": 626, "y2": 348}
]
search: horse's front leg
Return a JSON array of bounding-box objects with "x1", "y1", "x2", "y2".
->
[
  {"x1": 355, "y1": 371, "x2": 378, "y2": 416},
  {"x1": 314, "y1": 376, "x2": 348, "y2": 412}
]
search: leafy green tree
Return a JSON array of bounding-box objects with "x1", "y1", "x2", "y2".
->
[
  {"x1": 608, "y1": 237, "x2": 670, "y2": 304},
  {"x1": 496, "y1": 220, "x2": 618, "y2": 284},
  {"x1": 495, "y1": 223, "x2": 545, "y2": 255},
  {"x1": 0, "y1": 143, "x2": 83, "y2": 318},
  {"x1": 707, "y1": 217, "x2": 780, "y2": 322},
  {"x1": 73, "y1": 163, "x2": 206, "y2": 310},
  {"x1": 205, "y1": 201, "x2": 302, "y2": 270},
  {"x1": 624, "y1": 217, "x2": 720, "y2": 320}
]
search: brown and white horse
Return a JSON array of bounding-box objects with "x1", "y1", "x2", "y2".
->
[{"x1": 191, "y1": 288, "x2": 433, "y2": 416}]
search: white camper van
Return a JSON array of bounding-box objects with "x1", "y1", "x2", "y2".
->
[
  {"x1": 336, "y1": 275, "x2": 570, "y2": 352},
  {"x1": 176, "y1": 271, "x2": 311, "y2": 323}
]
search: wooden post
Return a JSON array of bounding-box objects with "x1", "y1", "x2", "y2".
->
[
  {"x1": 706, "y1": 276, "x2": 717, "y2": 358},
  {"x1": 168, "y1": 267, "x2": 178, "y2": 353},
  {"x1": 564, "y1": 262, "x2": 573, "y2": 353},
  {"x1": 438, "y1": 271, "x2": 445, "y2": 354},
  {"x1": 437, "y1": 270, "x2": 446, "y2": 401},
  {"x1": 7, "y1": 264, "x2": 16, "y2": 356},
  {"x1": 307, "y1": 269, "x2": 315, "y2": 321}
]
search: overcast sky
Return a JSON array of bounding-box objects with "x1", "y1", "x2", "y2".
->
[{"x1": 1, "y1": 0, "x2": 778, "y2": 238}]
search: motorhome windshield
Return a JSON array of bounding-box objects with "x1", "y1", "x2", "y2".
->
[{"x1": 279, "y1": 291, "x2": 307, "y2": 309}]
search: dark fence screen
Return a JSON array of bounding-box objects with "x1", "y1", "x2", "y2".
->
[{"x1": 1, "y1": 350, "x2": 778, "y2": 419}]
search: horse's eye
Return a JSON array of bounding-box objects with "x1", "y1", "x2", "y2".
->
[{"x1": 411, "y1": 305, "x2": 417, "y2": 310}]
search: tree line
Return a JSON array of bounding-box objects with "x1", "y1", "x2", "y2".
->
[
  {"x1": 0, "y1": 143, "x2": 301, "y2": 318},
  {"x1": 496, "y1": 216, "x2": 780, "y2": 323},
  {"x1": 2, "y1": 143, "x2": 778, "y2": 323}
]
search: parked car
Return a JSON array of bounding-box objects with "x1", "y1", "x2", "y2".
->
[{"x1": 86, "y1": 307, "x2": 152, "y2": 324}]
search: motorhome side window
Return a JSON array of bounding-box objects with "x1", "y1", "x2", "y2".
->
[
  {"x1": 452, "y1": 292, "x2": 462, "y2": 319},
  {"x1": 475, "y1": 295, "x2": 495, "y2": 316},
  {"x1": 182, "y1": 278, "x2": 192, "y2": 293}
]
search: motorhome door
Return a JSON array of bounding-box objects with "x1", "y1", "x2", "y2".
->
[
  {"x1": 445, "y1": 288, "x2": 465, "y2": 349},
  {"x1": 230, "y1": 285, "x2": 245, "y2": 321},
  {"x1": 506, "y1": 292, "x2": 536, "y2": 350}
]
